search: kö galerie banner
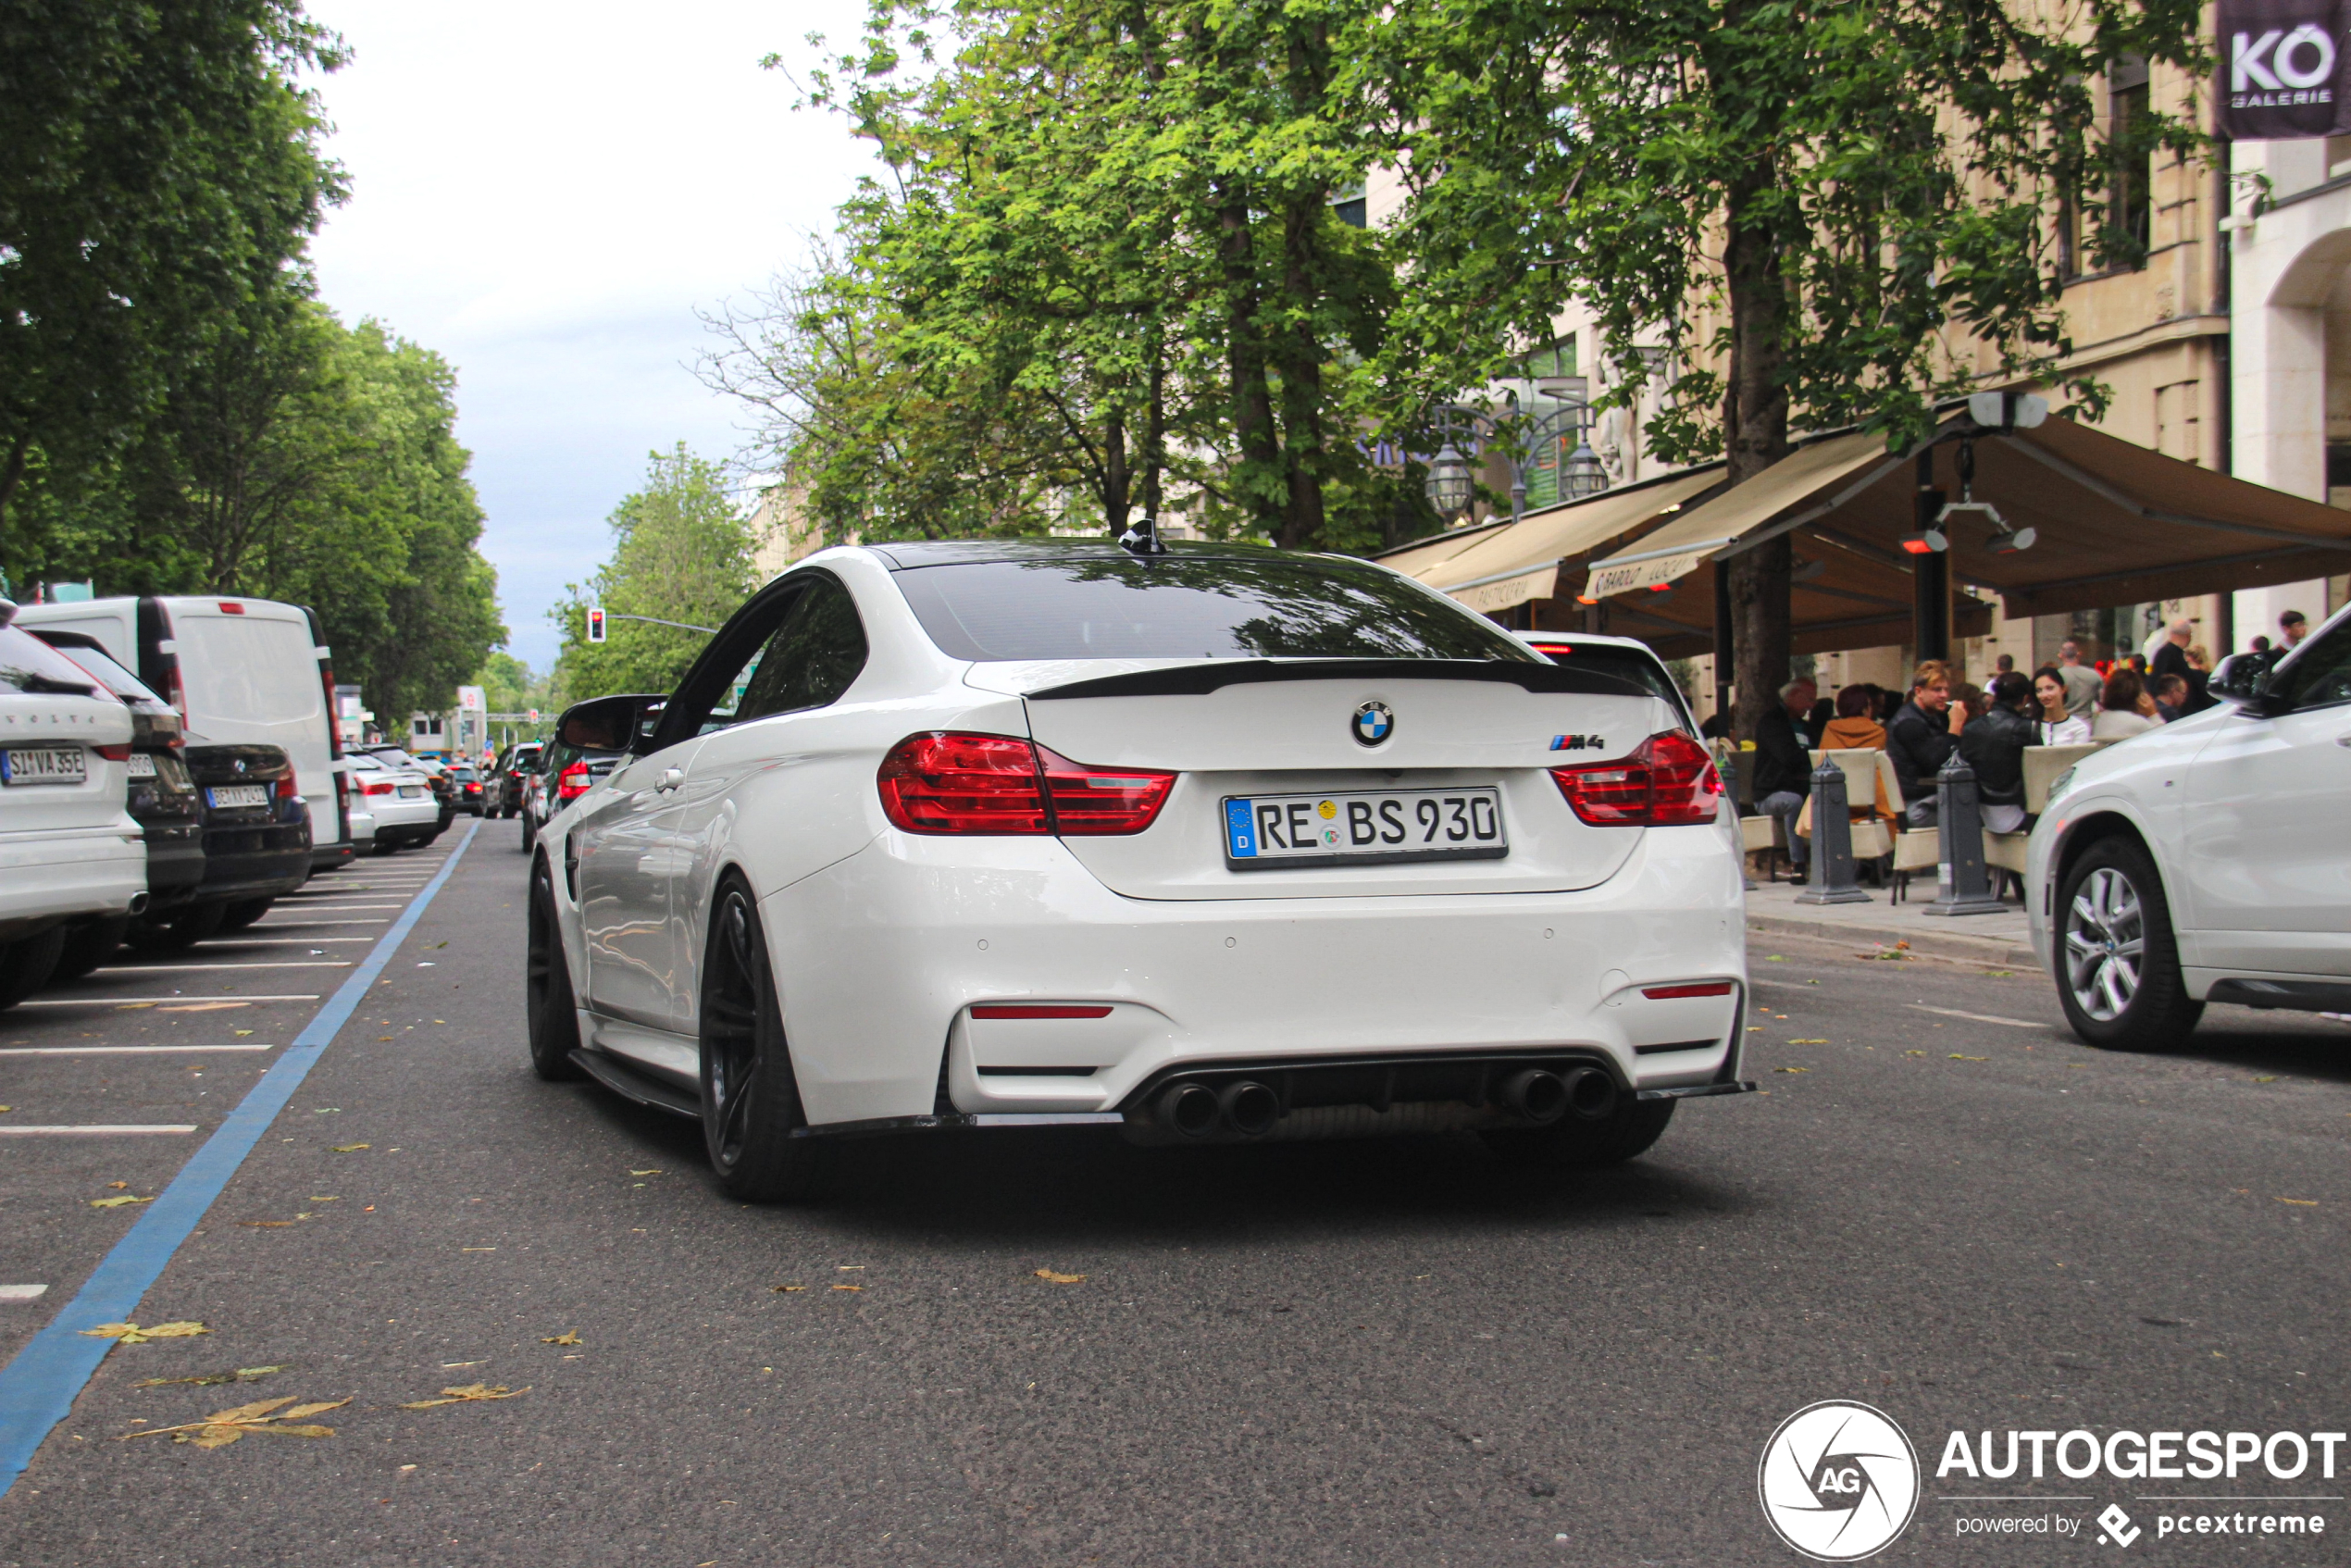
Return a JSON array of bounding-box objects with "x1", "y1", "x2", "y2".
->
[{"x1": 2220, "y1": 0, "x2": 2351, "y2": 137}]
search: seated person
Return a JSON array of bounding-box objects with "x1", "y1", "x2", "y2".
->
[{"x1": 1959, "y1": 672, "x2": 2036, "y2": 835}]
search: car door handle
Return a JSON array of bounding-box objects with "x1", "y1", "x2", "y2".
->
[{"x1": 656, "y1": 767, "x2": 684, "y2": 792}]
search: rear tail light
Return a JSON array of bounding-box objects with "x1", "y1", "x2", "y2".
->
[
  {"x1": 877, "y1": 733, "x2": 1173, "y2": 836},
  {"x1": 363, "y1": 779, "x2": 395, "y2": 796},
  {"x1": 275, "y1": 775, "x2": 300, "y2": 801},
  {"x1": 969, "y1": 1004, "x2": 1114, "y2": 1020},
  {"x1": 555, "y1": 762, "x2": 591, "y2": 802},
  {"x1": 1641, "y1": 981, "x2": 1736, "y2": 999},
  {"x1": 93, "y1": 743, "x2": 133, "y2": 761},
  {"x1": 1551, "y1": 730, "x2": 1722, "y2": 828}
]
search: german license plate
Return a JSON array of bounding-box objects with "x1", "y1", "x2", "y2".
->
[
  {"x1": 206, "y1": 784, "x2": 269, "y2": 809},
  {"x1": 125, "y1": 753, "x2": 157, "y2": 778},
  {"x1": 397, "y1": 784, "x2": 426, "y2": 799},
  {"x1": 1224, "y1": 787, "x2": 1507, "y2": 869},
  {"x1": 0, "y1": 747, "x2": 86, "y2": 786}
]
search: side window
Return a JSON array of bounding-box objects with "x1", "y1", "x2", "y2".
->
[
  {"x1": 734, "y1": 576, "x2": 869, "y2": 723},
  {"x1": 2270, "y1": 619, "x2": 2351, "y2": 711}
]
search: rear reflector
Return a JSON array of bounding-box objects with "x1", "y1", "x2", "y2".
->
[
  {"x1": 969, "y1": 1004, "x2": 1114, "y2": 1020},
  {"x1": 1551, "y1": 730, "x2": 1722, "y2": 828},
  {"x1": 1641, "y1": 981, "x2": 1736, "y2": 1000},
  {"x1": 877, "y1": 733, "x2": 1172, "y2": 836},
  {"x1": 93, "y1": 743, "x2": 133, "y2": 762},
  {"x1": 218, "y1": 602, "x2": 244, "y2": 615}
]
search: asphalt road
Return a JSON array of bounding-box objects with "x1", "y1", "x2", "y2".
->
[{"x1": 1, "y1": 822, "x2": 2345, "y2": 1566}]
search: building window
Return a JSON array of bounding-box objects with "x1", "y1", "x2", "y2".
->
[
  {"x1": 1328, "y1": 180, "x2": 1366, "y2": 229},
  {"x1": 2110, "y1": 57, "x2": 2151, "y2": 266}
]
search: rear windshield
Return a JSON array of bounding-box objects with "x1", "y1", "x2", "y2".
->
[
  {"x1": 0, "y1": 626, "x2": 104, "y2": 696},
  {"x1": 1532, "y1": 642, "x2": 1692, "y2": 728},
  {"x1": 177, "y1": 616, "x2": 321, "y2": 725},
  {"x1": 32, "y1": 636, "x2": 161, "y2": 703},
  {"x1": 891, "y1": 555, "x2": 1541, "y2": 664}
]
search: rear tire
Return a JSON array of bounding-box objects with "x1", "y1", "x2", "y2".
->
[
  {"x1": 218, "y1": 898, "x2": 273, "y2": 933},
  {"x1": 0, "y1": 927, "x2": 68, "y2": 1011},
  {"x1": 371, "y1": 836, "x2": 401, "y2": 856},
  {"x1": 1482, "y1": 1098, "x2": 1676, "y2": 1171},
  {"x1": 525, "y1": 860, "x2": 585, "y2": 1081},
  {"x1": 2055, "y1": 837, "x2": 2202, "y2": 1052},
  {"x1": 519, "y1": 814, "x2": 537, "y2": 853},
  {"x1": 51, "y1": 917, "x2": 129, "y2": 983},
  {"x1": 130, "y1": 902, "x2": 226, "y2": 952},
  {"x1": 699, "y1": 878, "x2": 827, "y2": 1203}
]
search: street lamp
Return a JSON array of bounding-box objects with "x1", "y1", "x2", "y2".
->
[
  {"x1": 1425, "y1": 442, "x2": 1476, "y2": 518},
  {"x1": 1562, "y1": 439, "x2": 1607, "y2": 500}
]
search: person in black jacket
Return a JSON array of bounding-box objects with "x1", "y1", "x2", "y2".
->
[
  {"x1": 1749, "y1": 678, "x2": 1818, "y2": 880},
  {"x1": 1886, "y1": 662, "x2": 1964, "y2": 826},
  {"x1": 1959, "y1": 672, "x2": 2036, "y2": 834}
]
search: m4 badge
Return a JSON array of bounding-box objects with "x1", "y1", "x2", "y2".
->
[{"x1": 1549, "y1": 735, "x2": 1607, "y2": 753}]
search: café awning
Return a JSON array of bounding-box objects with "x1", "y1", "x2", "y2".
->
[
  {"x1": 1582, "y1": 411, "x2": 2351, "y2": 628},
  {"x1": 1399, "y1": 467, "x2": 1726, "y2": 615}
]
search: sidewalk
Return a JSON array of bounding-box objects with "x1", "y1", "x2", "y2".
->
[{"x1": 1741, "y1": 876, "x2": 2039, "y2": 967}]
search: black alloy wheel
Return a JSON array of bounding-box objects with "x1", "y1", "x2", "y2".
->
[
  {"x1": 2054, "y1": 836, "x2": 2203, "y2": 1052},
  {"x1": 698, "y1": 878, "x2": 826, "y2": 1202},
  {"x1": 1482, "y1": 1098, "x2": 1676, "y2": 1171},
  {"x1": 525, "y1": 860, "x2": 585, "y2": 1081}
]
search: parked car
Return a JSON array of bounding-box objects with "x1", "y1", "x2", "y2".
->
[
  {"x1": 528, "y1": 542, "x2": 1750, "y2": 1202},
  {"x1": 361, "y1": 745, "x2": 456, "y2": 830},
  {"x1": 518, "y1": 719, "x2": 638, "y2": 853},
  {"x1": 449, "y1": 764, "x2": 487, "y2": 815},
  {"x1": 346, "y1": 752, "x2": 442, "y2": 852},
  {"x1": 0, "y1": 602, "x2": 149, "y2": 1008},
  {"x1": 2028, "y1": 601, "x2": 2351, "y2": 1050},
  {"x1": 131, "y1": 743, "x2": 313, "y2": 950},
  {"x1": 12, "y1": 595, "x2": 356, "y2": 874},
  {"x1": 1520, "y1": 633, "x2": 1698, "y2": 733},
  {"x1": 30, "y1": 628, "x2": 203, "y2": 978},
  {"x1": 489, "y1": 740, "x2": 542, "y2": 817}
]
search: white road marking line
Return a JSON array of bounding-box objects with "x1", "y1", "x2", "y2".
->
[
  {"x1": 0, "y1": 1125, "x2": 198, "y2": 1136},
  {"x1": 1906, "y1": 1004, "x2": 2047, "y2": 1029},
  {"x1": 252, "y1": 919, "x2": 391, "y2": 927},
  {"x1": 274, "y1": 902, "x2": 406, "y2": 909},
  {"x1": 15, "y1": 994, "x2": 322, "y2": 1006},
  {"x1": 94, "y1": 961, "x2": 353, "y2": 973},
  {"x1": 0, "y1": 1044, "x2": 271, "y2": 1057},
  {"x1": 0, "y1": 1286, "x2": 48, "y2": 1303},
  {"x1": 185, "y1": 938, "x2": 378, "y2": 947}
]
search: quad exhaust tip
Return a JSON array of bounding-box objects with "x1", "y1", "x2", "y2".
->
[
  {"x1": 1561, "y1": 1064, "x2": 1617, "y2": 1121},
  {"x1": 1161, "y1": 1081, "x2": 1221, "y2": 1139},
  {"x1": 1218, "y1": 1080, "x2": 1280, "y2": 1138}
]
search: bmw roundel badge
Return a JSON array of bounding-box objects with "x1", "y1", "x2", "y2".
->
[{"x1": 1350, "y1": 700, "x2": 1394, "y2": 747}]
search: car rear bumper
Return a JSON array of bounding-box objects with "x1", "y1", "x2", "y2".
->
[
  {"x1": 761, "y1": 824, "x2": 1748, "y2": 1126},
  {"x1": 0, "y1": 823, "x2": 148, "y2": 937},
  {"x1": 198, "y1": 820, "x2": 311, "y2": 900},
  {"x1": 142, "y1": 828, "x2": 208, "y2": 908}
]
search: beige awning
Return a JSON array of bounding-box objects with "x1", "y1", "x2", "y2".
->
[
  {"x1": 1413, "y1": 467, "x2": 1725, "y2": 614},
  {"x1": 1584, "y1": 430, "x2": 1900, "y2": 596},
  {"x1": 1366, "y1": 517, "x2": 1513, "y2": 581}
]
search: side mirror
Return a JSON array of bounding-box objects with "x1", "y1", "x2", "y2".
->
[
  {"x1": 554, "y1": 693, "x2": 667, "y2": 753},
  {"x1": 2205, "y1": 653, "x2": 2272, "y2": 708}
]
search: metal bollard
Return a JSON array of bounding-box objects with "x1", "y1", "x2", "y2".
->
[
  {"x1": 1795, "y1": 756, "x2": 1871, "y2": 905},
  {"x1": 1923, "y1": 750, "x2": 2006, "y2": 916}
]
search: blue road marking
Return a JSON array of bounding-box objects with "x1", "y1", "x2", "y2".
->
[{"x1": 0, "y1": 816, "x2": 480, "y2": 1494}]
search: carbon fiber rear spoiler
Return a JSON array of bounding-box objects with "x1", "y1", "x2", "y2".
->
[{"x1": 1024, "y1": 658, "x2": 1648, "y2": 702}]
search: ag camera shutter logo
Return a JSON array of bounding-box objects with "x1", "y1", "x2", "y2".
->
[{"x1": 1759, "y1": 1400, "x2": 1922, "y2": 1561}]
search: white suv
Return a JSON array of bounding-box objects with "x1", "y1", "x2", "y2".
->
[
  {"x1": 2028, "y1": 604, "x2": 2351, "y2": 1049},
  {"x1": 0, "y1": 603, "x2": 149, "y2": 1007}
]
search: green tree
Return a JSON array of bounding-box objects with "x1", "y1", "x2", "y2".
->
[
  {"x1": 0, "y1": 0, "x2": 344, "y2": 545},
  {"x1": 1366, "y1": 0, "x2": 2208, "y2": 734},
  {"x1": 552, "y1": 445, "x2": 755, "y2": 701},
  {"x1": 471, "y1": 650, "x2": 555, "y2": 720}
]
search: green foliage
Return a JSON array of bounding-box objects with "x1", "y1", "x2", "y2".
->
[
  {"x1": 0, "y1": 0, "x2": 345, "y2": 536},
  {"x1": 471, "y1": 651, "x2": 556, "y2": 719},
  {"x1": 551, "y1": 445, "x2": 755, "y2": 703}
]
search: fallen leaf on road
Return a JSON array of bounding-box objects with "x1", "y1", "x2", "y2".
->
[
  {"x1": 1787, "y1": 1039, "x2": 1828, "y2": 1045},
  {"x1": 1763, "y1": 954, "x2": 1785, "y2": 963},
  {"x1": 399, "y1": 1383, "x2": 527, "y2": 1410},
  {"x1": 1949, "y1": 1054, "x2": 1988, "y2": 1062},
  {"x1": 628, "y1": 1169, "x2": 662, "y2": 1176},
  {"x1": 237, "y1": 1220, "x2": 300, "y2": 1228},
  {"x1": 123, "y1": 1395, "x2": 349, "y2": 1447},
  {"x1": 831, "y1": 1284, "x2": 864, "y2": 1292},
  {"x1": 1905, "y1": 1051, "x2": 1926, "y2": 1056},
  {"x1": 308, "y1": 1196, "x2": 338, "y2": 1202},
  {"x1": 233, "y1": 1030, "x2": 254, "y2": 1037},
  {"x1": 330, "y1": 1144, "x2": 369, "y2": 1153},
  {"x1": 2278, "y1": 1197, "x2": 2318, "y2": 1206},
  {"x1": 89, "y1": 1196, "x2": 152, "y2": 1209},
  {"x1": 429, "y1": 941, "x2": 447, "y2": 949},
  {"x1": 115, "y1": 1002, "x2": 155, "y2": 1010},
  {"x1": 159, "y1": 1002, "x2": 246, "y2": 1013},
  {"x1": 1034, "y1": 1269, "x2": 1087, "y2": 1285},
  {"x1": 131, "y1": 1365, "x2": 284, "y2": 1388},
  {"x1": 81, "y1": 1322, "x2": 208, "y2": 1345},
  {"x1": 2253, "y1": 1076, "x2": 2278, "y2": 1084},
  {"x1": 772, "y1": 1285, "x2": 805, "y2": 1292},
  {"x1": 540, "y1": 1332, "x2": 582, "y2": 1346},
  {"x1": 106, "y1": 1181, "x2": 128, "y2": 1189}
]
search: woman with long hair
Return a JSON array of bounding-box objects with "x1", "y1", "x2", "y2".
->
[
  {"x1": 2032, "y1": 666, "x2": 2091, "y2": 744},
  {"x1": 2091, "y1": 666, "x2": 2158, "y2": 740}
]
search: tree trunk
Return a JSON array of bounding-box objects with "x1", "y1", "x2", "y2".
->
[
  {"x1": 1101, "y1": 407, "x2": 1129, "y2": 534},
  {"x1": 1274, "y1": 196, "x2": 1327, "y2": 551},
  {"x1": 1215, "y1": 186, "x2": 1282, "y2": 534},
  {"x1": 0, "y1": 435, "x2": 29, "y2": 552},
  {"x1": 1722, "y1": 157, "x2": 1794, "y2": 745},
  {"x1": 1141, "y1": 329, "x2": 1165, "y2": 520}
]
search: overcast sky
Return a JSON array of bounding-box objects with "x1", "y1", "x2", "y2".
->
[{"x1": 305, "y1": 0, "x2": 878, "y2": 672}]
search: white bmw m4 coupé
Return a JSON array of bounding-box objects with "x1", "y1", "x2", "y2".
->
[{"x1": 528, "y1": 538, "x2": 1755, "y2": 1200}]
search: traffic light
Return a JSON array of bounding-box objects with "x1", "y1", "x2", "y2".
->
[{"x1": 587, "y1": 606, "x2": 606, "y2": 643}]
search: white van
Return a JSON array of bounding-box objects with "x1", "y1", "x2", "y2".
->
[{"x1": 12, "y1": 595, "x2": 355, "y2": 873}]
